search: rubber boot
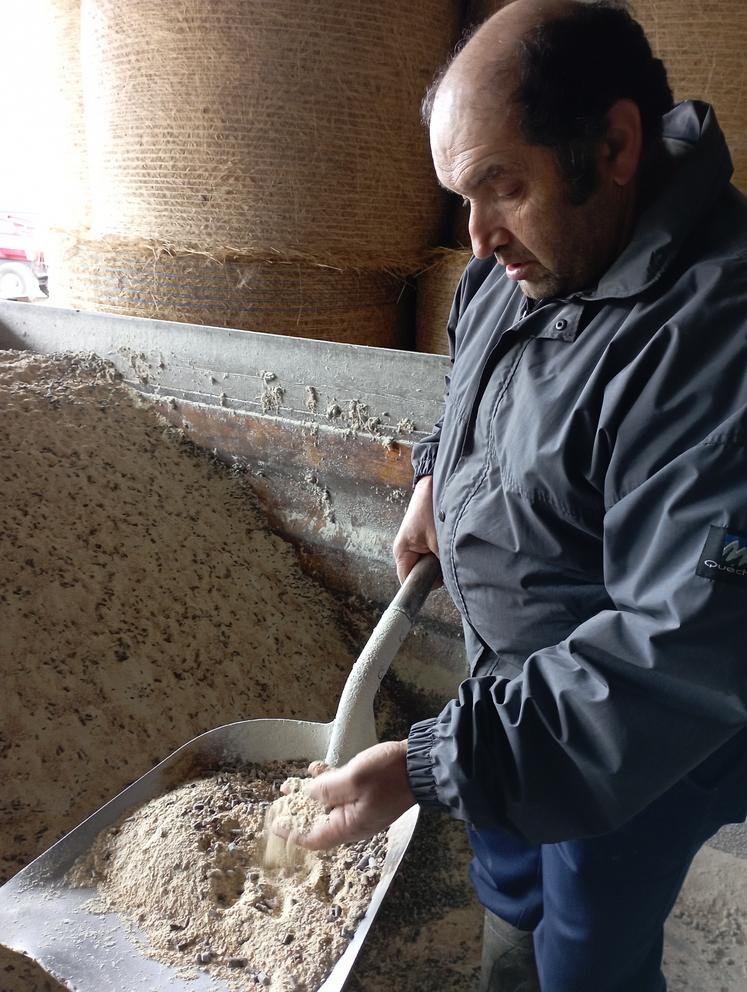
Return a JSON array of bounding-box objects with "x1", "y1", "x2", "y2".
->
[{"x1": 478, "y1": 909, "x2": 541, "y2": 992}]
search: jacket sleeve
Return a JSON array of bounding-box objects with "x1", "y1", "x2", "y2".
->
[
  {"x1": 407, "y1": 409, "x2": 747, "y2": 843},
  {"x1": 410, "y1": 410, "x2": 445, "y2": 481}
]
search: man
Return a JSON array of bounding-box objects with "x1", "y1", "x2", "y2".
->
[{"x1": 285, "y1": 2, "x2": 747, "y2": 989}]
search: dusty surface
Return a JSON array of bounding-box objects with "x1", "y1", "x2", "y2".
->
[
  {"x1": 353, "y1": 814, "x2": 482, "y2": 992},
  {"x1": 664, "y1": 844, "x2": 747, "y2": 992},
  {"x1": 69, "y1": 761, "x2": 386, "y2": 992},
  {"x1": 353, "y1": 822, "x2": 747, "y2": 992}
]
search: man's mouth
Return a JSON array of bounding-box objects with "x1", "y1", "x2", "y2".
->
[{"x1": 503, "y1": 261, "x2": 534, "y2": 281}]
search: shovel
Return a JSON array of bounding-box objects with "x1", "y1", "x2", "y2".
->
[{"x1": 0, "y1": 553, "x2": 440, "y2": 992}]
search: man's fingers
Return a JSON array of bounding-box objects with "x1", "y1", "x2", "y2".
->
[
  {"x1": 292, "y1": 805, "x2": 362, "y2": 851},
  {"x1": 279, "y1": 761, "x2": 329, "y2": 796},
  {"x1": 395, "y1": 546, "x2": 442, "y2": 587},
  {"x1": 394, "y1": 543, "x2": 431, "y2": 584},
  {"x1": 303, "y1": 766, "x2": 356, "y2": 808},
  {"x1": 395, "y1": 550, "x2": 418, "y2": 584},
  {"x1": 269, "y1": 806, "x2": 365, "y2": 851}
]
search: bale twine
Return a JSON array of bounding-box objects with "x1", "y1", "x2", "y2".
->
[
  {"x1": 79, "y1": 0, "x2": 462, "y2": 271},
  {"x1": 415, "y1": 250, "x2": 472, "y2": 355},
  {"x1": 635, "y1": 1, "x2": 746, "y2": 191},
  {"x1": 47, "y1": 236, "x2": 411, "y2": 347},
  {"x1": 40, "y1": 0, "x2": 89, "y2": 231}
]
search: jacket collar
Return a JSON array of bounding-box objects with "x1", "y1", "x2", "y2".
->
[
  {"x1": 517, "y1": 294, "x2": 583, "y2": 341},
  {"x1": 573, "y1": 101, "x2": 733, "y2": 303}
]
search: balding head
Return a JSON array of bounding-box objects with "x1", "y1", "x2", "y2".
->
[
  {"x1": 439, "y1": 0, "x2": 577, "y2": 103},
  {"x1": 425, "y1": 0, "x2": 580, "y2": 131},
  {"x1": 424, "y1": 0, "x2": 672, "y2": 205}
]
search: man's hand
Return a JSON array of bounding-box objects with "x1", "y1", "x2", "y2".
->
[
  {"x1": 393, "y1": 474, "x2": 440, "y2": 584},
  {"x1": 280, "y1": 740, "x2": 415, "y2": 850}
]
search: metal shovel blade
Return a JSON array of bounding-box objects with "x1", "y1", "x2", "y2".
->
[
  {"x1": 0, "y1": 555, "x2": 440, "y2": 991},
  {"x1": 0, "y1": 718, "x2": 418, "y2": 992}
]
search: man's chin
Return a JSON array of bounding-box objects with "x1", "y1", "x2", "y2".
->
[
  {"x1": 519, "y1": 273, "x2": 565, "y2": 300},
  {"x1": 519, "y1": 280, "x2": 541, "y2": 299},
  {"x1": 519, "y1": 278, "x2": 548, "y2": 300},
  {"x1": 500, "y1": 258, "x2": 567, "y2": 299}
]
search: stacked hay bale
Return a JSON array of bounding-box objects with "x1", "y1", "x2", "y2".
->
[
  {"x1": 40, "y1": 0, "x2": 89, "y2": 232},
  {"x1": 415, "y1": 249, "x2": 471, "y2": 355},
  {"x1": 413, "y1": 1, "x2": 497, "y2": 356},
  {"x1": 47, "y1": 0, "x2": 464, "y2": 347},
  {"x1": 47, "y1": 239, "x2": 410, "y2": 346}
]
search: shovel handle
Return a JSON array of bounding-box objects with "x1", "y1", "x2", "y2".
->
[
  {"x1": 324, "y1": 554, "x2": 440, "y2": 767},
  {"x1": 389, "y1": 553, "x2": 442, "y2": 619}
]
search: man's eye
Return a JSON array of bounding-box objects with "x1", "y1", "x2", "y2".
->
[{"x1": 498, "y1": 187, "x2": 520, "y2": 200}]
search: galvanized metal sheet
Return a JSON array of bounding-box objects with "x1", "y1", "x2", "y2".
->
[{"x1": 0, "y1": 302, "x2": 450, "y2": 436}]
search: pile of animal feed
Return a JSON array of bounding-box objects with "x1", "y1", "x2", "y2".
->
[{"x1": 0, "y1": 349, "x2": 365, "y2": 990}]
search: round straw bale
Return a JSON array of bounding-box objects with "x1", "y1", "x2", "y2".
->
[
  {"x1": 80, "y1": 0, "x2": 462, "y2": 271},
  {"x1": 415, "y1": 250, "x2": 472, "y2": 355},
  {"x1": 451, "y1": 198, "x2": 472, "y2": 251},
  {"x1": 47, "y1": 236, "x2": 412, "y2": 348},
  {"x1": 39, "y1": 0, "x2": 89, "y2": 230}
]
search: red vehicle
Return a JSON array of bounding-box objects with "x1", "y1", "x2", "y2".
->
[{"x1": 0, "y1": 212, "x2": 48, "y2": 299}]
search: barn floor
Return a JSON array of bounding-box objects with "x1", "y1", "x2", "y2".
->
[
  {"x1": 664, "y1": 839, "x2": 747, "y2": 991},
  {"x1": 353, "y1": 778, "x2": 747, "y2": 992}
]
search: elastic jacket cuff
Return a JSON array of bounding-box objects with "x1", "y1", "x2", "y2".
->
[
  {"x1": 411, "y1": 447, "x2": 437, "y2": 483},
  {"x1": 406, "y1": 717, "x2": 443, "y2": 808}
]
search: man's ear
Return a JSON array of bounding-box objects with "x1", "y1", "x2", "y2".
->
[{"x1": 600, "y1": 98, "x2": 643, "y2": 187}]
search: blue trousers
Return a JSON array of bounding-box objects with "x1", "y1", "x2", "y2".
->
[{"x1": 469, "y1": 727, "x2": 747, "y2": 992}]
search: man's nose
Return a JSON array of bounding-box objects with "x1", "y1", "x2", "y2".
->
[{"x1": 468, "y1": 204, "x2": 510, "y2": 259}]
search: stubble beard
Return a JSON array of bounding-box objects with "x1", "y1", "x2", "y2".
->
[{"x1": 518, "y1": 267, "x2": 571, "y2": 300}]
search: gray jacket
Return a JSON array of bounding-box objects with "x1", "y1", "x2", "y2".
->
[{"x1": 406, "y1": 101, "x2": 747, "y2": 843}]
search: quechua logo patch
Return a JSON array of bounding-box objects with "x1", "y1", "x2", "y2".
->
[{"x1": 697, "y1": 526, "x2": 747, "y2": 588}]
